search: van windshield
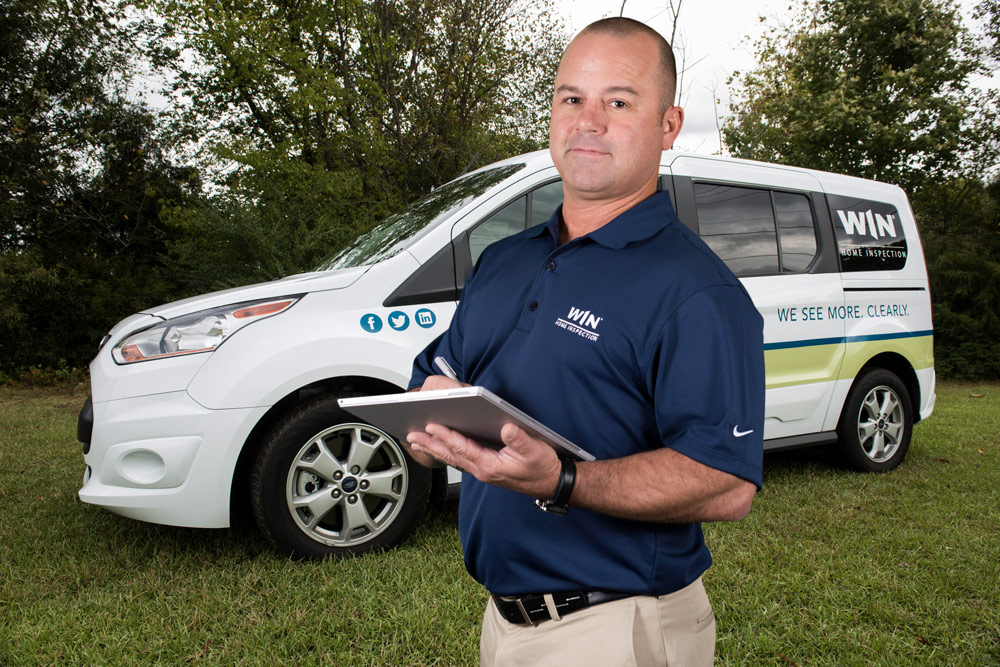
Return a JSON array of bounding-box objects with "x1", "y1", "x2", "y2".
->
[{"x1": 317, "y1": 163, "x2": 525, "y2": 271}]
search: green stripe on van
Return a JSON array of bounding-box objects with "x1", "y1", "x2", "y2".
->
[
  {"x1": 764, "y1": 333, "x2": 933, "y2": 390},
  {"x1": 840, "y1": 334, "x2": 934, "y2": 380},
  {"x1": 765, "y1": 343, "x2": 844, "y2": 389}
]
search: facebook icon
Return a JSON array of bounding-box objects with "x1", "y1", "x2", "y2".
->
[{"x1": 360, "y1": 313, "x2": 383, "y2": 333}]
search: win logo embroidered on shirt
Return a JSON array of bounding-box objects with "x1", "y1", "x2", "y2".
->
[{"x1": 555, "y1": 306, "x2": 603, "y2": 342}]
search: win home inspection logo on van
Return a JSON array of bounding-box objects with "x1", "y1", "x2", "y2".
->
[
  {"x1": 555, "y1": 306, "x2": 603, "y2": 342},
  {"x1": 828, "y1": 194, "x2": 908, "y2": 272}
]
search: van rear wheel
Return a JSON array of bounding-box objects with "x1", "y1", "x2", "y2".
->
[
  {"x1": 250, "y1": 392, "x2": 431, "y2": 559},
  {"x1": 837, "y1": 369, "x2": 912, "y2": 472}
]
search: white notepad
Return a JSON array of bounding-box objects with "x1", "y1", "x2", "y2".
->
[{"x1": 338, "y1": 386, "x2": 595, "y2": 461}]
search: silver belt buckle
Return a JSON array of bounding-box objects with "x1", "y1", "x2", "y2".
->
[{"x1": 499, "y1": 595, "x2": 539, "y2": 625}]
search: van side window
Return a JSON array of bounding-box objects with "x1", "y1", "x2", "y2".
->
[
  {"x1": 693, "y1": 183, "x2": 819, "y2": 276},
  {"x1": 774, "y1": 192, "x2": 818, "y2": 272},
  {"x1": 469, "y1": 196, "x2": 526, "y2": 264},
  {"x1": 530, "y1": 181, "x2": 564, "y2": 227},
  {"x1": 467, "y1": 181, "x2": 565, "y2": 266},
  {"x1": 695, "y1": 184, "x2": 779, "y2": 276}
]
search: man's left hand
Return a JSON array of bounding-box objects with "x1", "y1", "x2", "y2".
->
[{"x1": 406, "y1": 422, "x2": 562, "y2": 499}]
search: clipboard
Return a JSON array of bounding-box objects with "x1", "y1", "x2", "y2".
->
[{"x1": 337, "y1": 386, "x2": 595, "y2": 461}]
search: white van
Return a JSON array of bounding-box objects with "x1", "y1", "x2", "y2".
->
[{"x1": 78, "y1": 150, "x2": 935, "y2": 559}]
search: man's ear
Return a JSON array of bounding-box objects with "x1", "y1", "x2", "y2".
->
[{"x1": 661, "y1": 106, "x2": 684, "y2": 150}]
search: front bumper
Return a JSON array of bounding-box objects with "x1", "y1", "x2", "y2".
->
[{"x1": 79, "y1": 390, "x2": 266, "y2": 528}]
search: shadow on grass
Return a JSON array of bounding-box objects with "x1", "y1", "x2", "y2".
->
[
  {"x1": 71, "y1": 495, "x2": 462, "y2": 568},
  {"x1": 762, "y1": 444, "x2": 848, "y2": 485},
  {"x1": 76, "y1": 507, "x2": 272, "y2": 563}
]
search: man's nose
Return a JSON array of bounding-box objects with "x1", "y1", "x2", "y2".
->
[{"x1": 575, "y1": 101, "x2": 607, "y2": 133}]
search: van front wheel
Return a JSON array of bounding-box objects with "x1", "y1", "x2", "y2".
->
[
  {"x1": 837, "y1": 369, "x2": 913, "y2": 472},
  {"x1": 250, "y1": 393, "x2": 431, "y2": 559}
]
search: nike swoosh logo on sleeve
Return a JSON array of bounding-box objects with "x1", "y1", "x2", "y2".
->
[{"x1": 733, "y1": 426, "x2": 754, "y2": 438}]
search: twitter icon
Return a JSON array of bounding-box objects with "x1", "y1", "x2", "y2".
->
[{"x1": 388, "y1": 311, "x2": 409, "y2": 331}]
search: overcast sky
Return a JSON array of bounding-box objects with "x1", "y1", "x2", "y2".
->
[{"x1": 555, "y1": 0, "x2": 997, "y2": 155}]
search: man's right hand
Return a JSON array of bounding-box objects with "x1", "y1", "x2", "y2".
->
[
  {"x1": 401, "y1": 374, "x2": 465, "y2": 468},
  {"x1": 419, "y1": 374, "x2": 465, "y2": 392}
]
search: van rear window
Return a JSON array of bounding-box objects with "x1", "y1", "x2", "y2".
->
[{"x1": 828, "y1": 195, "x2": 908, "y2": 271}]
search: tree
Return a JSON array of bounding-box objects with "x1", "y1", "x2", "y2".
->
[
  {"x1": 0, "y1": 0, "x2": 199, "y2": 370},
  {"x1": 145, "y1": 0, "x2": 565, "y2": 290},
  {"x1": 911, "y1": 175, "x2": 1000, "y2": 379},
  {"x1": 1, "y1": 0, "x2": 117, "y2": 250},
  {"x1": 973, "y1": 0, "x2": 1000, "y2": 183},
  {"x1": 722, "y1": 0, "x2": 977, "y2": 192},
  {"x1": 978, "y1": 0, "x2": 999, "y2": 61},
  {"x1": 164, "y1": 159, "x2": 364, "y2": 292}
]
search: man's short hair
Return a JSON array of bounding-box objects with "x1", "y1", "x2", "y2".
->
[{"x1": 578, "y1": 17, "x2": 677, "y2": 113}]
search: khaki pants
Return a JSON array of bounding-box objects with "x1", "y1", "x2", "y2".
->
[{"x1": 479, "y1": 577, "x2": 715, "y2": 667}]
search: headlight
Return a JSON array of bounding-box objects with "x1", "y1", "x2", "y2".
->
[{"x1": 112, "y1": 296, "x2": 302, "y2": 364}]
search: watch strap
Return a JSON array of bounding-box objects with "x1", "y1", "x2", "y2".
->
[{"x1": 534, "y1": 458, "x2": 576, "y2": 516}]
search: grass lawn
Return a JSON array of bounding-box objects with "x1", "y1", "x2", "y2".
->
[{"x1": 1, "y1": 381, "x2": 997, "y2": 665}]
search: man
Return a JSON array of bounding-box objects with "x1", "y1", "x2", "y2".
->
[{"x1": 405, "y1": 17, "x2": 764, "y2": 666}]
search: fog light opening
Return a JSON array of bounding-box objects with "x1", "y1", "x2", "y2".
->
[{"x1": 119, "y1": 450, "x2": 166, "y2": 485}]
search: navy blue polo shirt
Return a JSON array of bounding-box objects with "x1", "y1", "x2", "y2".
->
[{"x1": 410, "y1": 190, "x2": 764, "y2": 596}]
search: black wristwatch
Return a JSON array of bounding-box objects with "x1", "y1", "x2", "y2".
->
[{"x1": 535, "y1": 458, "x2": 576, "y2": 516}]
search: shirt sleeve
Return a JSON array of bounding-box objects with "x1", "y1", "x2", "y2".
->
[{"x1": 650, "y1": 283, "x2": 765, "y2": 488}]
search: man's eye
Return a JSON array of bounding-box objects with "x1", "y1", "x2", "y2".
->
[
  {"x1": 566, "y1": 97, "x2": 582, "y2": 104},
  {"x1": 610, "y1": 100, "x2": 628, "y2": 109}
]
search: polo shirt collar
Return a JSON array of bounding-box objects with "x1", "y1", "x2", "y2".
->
[{"x1": 532, "y1": 190, "x2": 678, "y2": 249}]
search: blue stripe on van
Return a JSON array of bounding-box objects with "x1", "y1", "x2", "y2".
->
[{"x1": 763, "y1": 330, "x2": 934, "y2": 351}]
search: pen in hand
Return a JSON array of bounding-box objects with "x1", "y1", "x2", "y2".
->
[{"x1": 434, "y1": 356, "x2": 461, "y2": 383}]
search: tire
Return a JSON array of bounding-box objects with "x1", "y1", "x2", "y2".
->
[
  {"x1": 250, "y1": 392, "x2": 431, "y2": 559},
  {"x1": 837, "y1": 369, "x2": 913, "y2": 473}
]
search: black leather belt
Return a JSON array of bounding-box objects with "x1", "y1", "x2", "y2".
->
[{"x1": 491, "y1": 590, "x2": 633, "y2": 625}]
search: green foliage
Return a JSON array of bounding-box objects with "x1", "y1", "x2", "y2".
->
[
  {"x1": 0, "y1": 240, "x2": 180, "y2": 371},
  {"x1": 969, "y1": 1, "x2": 1000, "y2": 189},
  {"x1": 0, "y1": 360, "x2": 88, "y2": 387},
  {"x1": 0, "y1": 0, "x2": 200, "y2": 372},
  {"x1": 913, "y1": 178, "x2": 1000, "y2": 379},
  {"x1": 166, "y1": 159, "x2": 366, "y2": 291},
  {"x1": 152, "y1": 0, "x2": 565, "y2": 287},
  {"x1": 158, "y1": 0, "x2": 561, "y2": 190},
  {"x1": 1, "y1": 0, "x2": 117, "y2": 249},
  {"x1": 723, "y1": 0, "x2": 976, "y2": 191},
  {"x1": 977, "y1": 0, "x2": 1000, "y2": 61}
]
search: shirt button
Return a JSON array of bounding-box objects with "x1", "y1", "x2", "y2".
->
[
  {"x1": 529, "y1": 301, "x2": 538, "y2": 311},
  {"x1": 546, "y1": 262, "x2": 556, "y2": 271}
]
